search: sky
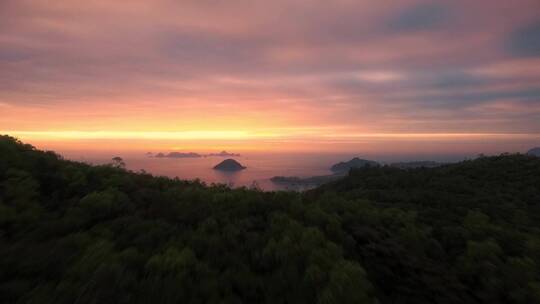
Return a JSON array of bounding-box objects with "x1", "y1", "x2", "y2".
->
[{"x1": 1, "y1": 0, "x2": 540, "y2": 153}]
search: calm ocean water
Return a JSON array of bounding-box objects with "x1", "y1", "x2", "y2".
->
[
  {"x1": 80, "y1": 153, "x2": 347, "y2": 191},
  {"x1": 67, "y1": 151, "x2": 477, "y2": 191},
  {"x1": 35, "y1": 134, "x2": 537, "y2": 191}
]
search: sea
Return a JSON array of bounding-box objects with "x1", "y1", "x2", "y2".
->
[
  {"x1": 62, "y1": 151, "x2": 477, "y2": 191},
  {"x1": 41, "y1": 135, "x2": 537, "y2": 191}
]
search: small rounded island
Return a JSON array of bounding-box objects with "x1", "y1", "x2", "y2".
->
[{"x1": 213, "y1": 159, "x2": 246, "y2": 171}]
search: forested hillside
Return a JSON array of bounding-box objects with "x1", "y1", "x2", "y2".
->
[{"x1": 1, "y1": 135, "x2": 540, "y2": 303}]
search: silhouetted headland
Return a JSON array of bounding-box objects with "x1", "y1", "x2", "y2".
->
[
  {"x1": 528, "y1": 147, "x2": 540, "y2": 156},
  {"x1": 330, "y1": 157, "x2": 379, "y2": 173}
]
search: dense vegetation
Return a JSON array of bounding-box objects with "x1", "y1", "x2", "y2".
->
[{"x1": 1, "y1": 135, "x2": 540, "y2": 303}]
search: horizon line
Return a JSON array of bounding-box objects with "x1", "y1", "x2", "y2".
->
[{"x1": 3, "y1": 130, "x2": 540, "y2": 141}]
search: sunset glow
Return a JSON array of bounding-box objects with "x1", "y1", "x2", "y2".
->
[{"x1": 1, "y1": 0, "x2": 539, "y2": 153}]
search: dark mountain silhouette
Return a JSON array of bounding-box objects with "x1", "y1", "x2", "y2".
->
[
  {"x1": 330, "y1": 157, "x2": 379, "y2": 173},
  {"x1": 527, "y1": 147, "x2": 540, "y2": 156},
  {"x1": 213, "y1": 159, "x2": 246, "y2": 171}
]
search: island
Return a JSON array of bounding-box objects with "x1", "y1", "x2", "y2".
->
[
  {"x1": 213, "y1": 159, "x2": 246, "y2": 171},
  {"x1": 150, "y1": 151, "x2": 240, "y2": 158},
  {"x1": 330, "y1": 157, "x2": 379, "y2": 173},
  {"x1": 207, "y1": 151, "x2": 241, "y2": 157},
  {"x1": 154, "y1": 152, "x2": 202, "y2": 158}
]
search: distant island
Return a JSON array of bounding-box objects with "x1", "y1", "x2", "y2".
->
[
  {"x1": 150, "y1": 150, "x2": 240, "y2": 158},
  {"x1": 528, "y1": 147, "x2": 540, "y2": 156},
  {"x1": 207, "y1": 151, "x2": 241, "y2": 157},
  {"x1": 330, "y1": 157, "x2": 379, "y2": 173},
  {"x1": 154, "y1": 152, "x2": 202, "y2": 158},
  {"x1": 213, "y1": 159, "x2": 246, "y2": 171}
]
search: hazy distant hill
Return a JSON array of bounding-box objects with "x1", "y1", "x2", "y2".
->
[
  {"x1": 330, "y1": 157, "x2": 379, "y2": 173},
  {"x1": 528, "y1": 147, "x2": 540, "y2": 156},
  {"x1": 1, "y1": 135, "x2": 540, "y2": 303}
]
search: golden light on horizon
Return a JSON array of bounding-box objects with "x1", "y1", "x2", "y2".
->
[{"x1": 4, "y1": 130, "x2": 539, "y2": 150}]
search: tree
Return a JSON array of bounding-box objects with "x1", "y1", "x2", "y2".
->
[{"x1": 111, "y1": 156, "x2": 125, "y2": 169}]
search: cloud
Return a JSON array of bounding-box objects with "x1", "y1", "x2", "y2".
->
[
  {"x1": 413, "y1": 88, "x2": 540, "y2": 107},
  {"x1": 507, "y1": 21, "x2": 540, "y2": 57},
  {"x1": 428, "y1": 71, "x2": 486, "y2": 89},
  {"x1": 0, "y1": 0, "x2": 539, "y2": 138},
  {"x1": 387, "y1": 3, "x2": 450, "y2": 32}
]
